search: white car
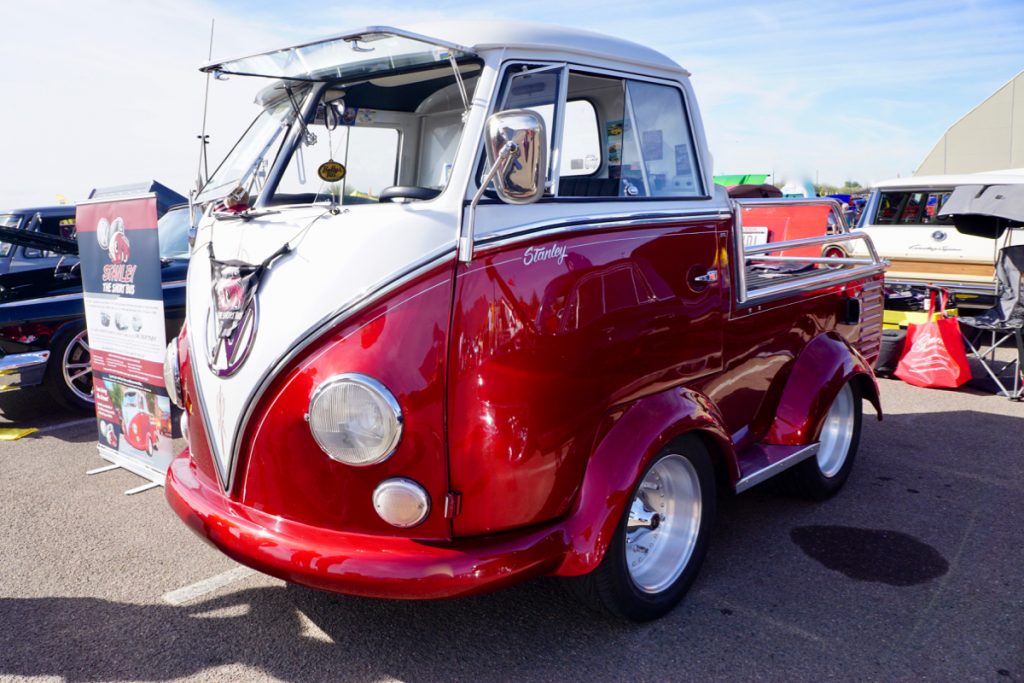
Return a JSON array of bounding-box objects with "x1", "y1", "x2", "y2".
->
[{"x1": 853, "y1": 169, "x2": 1024, "y2": 305}]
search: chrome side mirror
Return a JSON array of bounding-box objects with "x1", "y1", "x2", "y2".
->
[
  {"x1": 485, "y1": 109, "x2": 547, "y2": 205},
  {"x1": 460, "y1": 110, "x2": 548, "y2": 264}
]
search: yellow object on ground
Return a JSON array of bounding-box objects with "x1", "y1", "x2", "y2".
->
[
  {"x1": 883, "y1": 308, "x2": 959, "y2": 330},
  {"x1": 0, "y1": 428, "x2": 39, "y2": 441}
]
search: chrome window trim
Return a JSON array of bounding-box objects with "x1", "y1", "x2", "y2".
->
[
  {"x1": 202, "y1": 26, "x2": 477, "y2": 77},
  {"x1": 476, "y1": 208, "x2": 731, "y2": 252},
  {"x1": 472, "y1": 60, "x2": 710, "y2": 201},
  {"x1": 254, "y1": 83, "x2": 325, "y2": 210}
]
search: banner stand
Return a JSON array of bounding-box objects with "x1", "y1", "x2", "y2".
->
[
  {"x1": 76, "y1": 193, "x2": 175, "y2": 495},
  {"x1": 85, "y1": 449, "x2": 165, "y2": 495},
  {"x1": 85, "y1": 445, "x2": 167, "y2": 494}
]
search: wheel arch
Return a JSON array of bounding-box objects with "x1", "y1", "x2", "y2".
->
[
  {"x1": 554, "y1": 385, "x2": 734, "y2": 577},
  {"x1": 766, "y1": 332, "x2": 881, "y2": 447}
]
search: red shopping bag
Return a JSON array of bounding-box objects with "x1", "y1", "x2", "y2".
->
[{"x1": 894, "y1": 289, "x2": 971, "y2": 388}]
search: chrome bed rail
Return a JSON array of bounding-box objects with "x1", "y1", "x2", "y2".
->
[{"x1": 732, "y1": 198, "x2": 887, "y2": 306}]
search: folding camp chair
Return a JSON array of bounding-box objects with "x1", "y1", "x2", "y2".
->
[{"x1": 959, "y1": 244, "x2": 1024, "y2": 400}]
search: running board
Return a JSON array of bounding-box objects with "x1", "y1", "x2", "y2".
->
[{"x1": 734, "y1": 442, "x2": 820, "y2": 493}]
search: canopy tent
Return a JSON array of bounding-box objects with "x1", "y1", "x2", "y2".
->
[
  {"x1": 714, "y1": 174, "x2": 769, "y2": 186},
  {"x1": 939, "y1": 184, "x2": 1024, "y2": 239}
]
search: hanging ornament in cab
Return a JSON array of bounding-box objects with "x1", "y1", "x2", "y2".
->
[{"x1": 318, "y1": 160, "x2": 346, "y2": 182}]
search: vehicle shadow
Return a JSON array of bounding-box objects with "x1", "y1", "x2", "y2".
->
[
  {"x1": 0, "y1": 581, "x2": 646, "y2": 683},
  {"x1": 1, "y1": 408, "x2": 1020, "y2": 682},
  {"x1": 0, "y1": 387, "x2": 86, "y2": 431}
]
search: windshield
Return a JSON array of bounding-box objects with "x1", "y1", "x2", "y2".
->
[
  {"x1": 269, "y1": 64, "x2": 479, "y2": 207},
  {"x1": 204, "y1": 29, "x2": 472, "y2": 82},
  {"x1": 158, "y1": 206, "x2": 199, "y2": 259},
  {"x1": 197, "y1": 89, "x2": 308, "y2": 203},
  {"x1": 0, "y1": 214, "x2": 21, "y2": 257},
  {"x1": 197, "y1": 58, "x2": 480, "y2": 210}
]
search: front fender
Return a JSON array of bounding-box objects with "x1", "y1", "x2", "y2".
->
[
  {"x1": 554, "y1": 385, "x2": 734, "y2": 577},
  {"x1": 766, "y1": 332, "x2": 881, "y2": 446}
]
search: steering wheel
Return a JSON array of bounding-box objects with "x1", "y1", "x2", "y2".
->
[{"x1": 378, "y1": 186, "x2": 441, "y2": 203}]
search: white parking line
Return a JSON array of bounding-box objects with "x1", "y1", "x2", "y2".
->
[
  {"x1": 163, "y1": 566, "x2": 257, "y2": 605},
  {"x1": 33, "y1": 417, "x2": 96, "y2": 435}
]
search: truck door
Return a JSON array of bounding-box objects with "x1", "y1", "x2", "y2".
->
[{"x1": 448, "y1": 65, "x2": 727, "y2": 537}]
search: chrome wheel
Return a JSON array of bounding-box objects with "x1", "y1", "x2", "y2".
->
[
  {"x1": 61, "y1": 329, "x2": 94, "y2": 404},
  {"x1": 816, "y1": 383, "x2": 855, "y2": 478},
  {"x1": 625, "y1": 454, "x2": 703, "y2": 594}
]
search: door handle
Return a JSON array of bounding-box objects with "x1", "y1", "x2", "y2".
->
[{"x1": 691, "y1": 268, "x2": 718, "y2": 284}]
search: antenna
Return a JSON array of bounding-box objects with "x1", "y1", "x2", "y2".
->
[{"x1": 196, "y1": 18, "x2": 215, "y2": 191}]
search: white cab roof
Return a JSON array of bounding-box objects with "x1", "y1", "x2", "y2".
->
[
  {"x1": 207, "y1": 21, "x2": 688, "y2": 80},
  {"x1": 409, "y1": 20, "x2": 688, "y2": 75},
  {"x1": 871, "y1": 168, "x2": 1024, "y2": 190}
]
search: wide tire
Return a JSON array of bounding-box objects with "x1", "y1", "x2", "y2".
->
[
  {"x1": 782, "y1": 380, "x2": 862, "y2": 500},
  {"x1": 564, "y1": 434, "x2": 716, "y2": 621},
  {"x1": 44, "y1": 322, "x2": 95, "y2": 413}
]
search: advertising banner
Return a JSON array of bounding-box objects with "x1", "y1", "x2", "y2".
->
[{"x1": 76, "y1": 195, "x2": 173, "y2": 486}]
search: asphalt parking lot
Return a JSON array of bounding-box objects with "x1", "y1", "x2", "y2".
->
[{"x1": 1, "y1": 378, "x2": 1021, "y2": 682}]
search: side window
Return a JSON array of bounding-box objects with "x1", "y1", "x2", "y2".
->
[
  {"x1": 0, "y1": 214, "x2": 21, "y2": 258},
  {"x1": 24, "y1": 215, "x2": 72, "y2": 259},
  {"x1": 555, "y1": 73, "x2": 702, "y2": 199},
  {"x1": 621, "y1": 81, "x2": 701, "y2": 197},
  {"x1": 874, "y1": 191, "x2": 952, "y2": 225},
  {"x1": 923, "y1": 191, "x2": 953, "y2": 224},
  {"x1": 499, "y1": 65, "x2": 563, "y2": 186},
  {"x1": 560, "y1": 100, "x2": 600, "y2": 177}
]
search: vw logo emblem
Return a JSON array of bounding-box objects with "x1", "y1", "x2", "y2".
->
[
  {"x1": 931, "y1": 230, "x2": 947, "y2": 242},
  {"x1": 206, "y1": 300, "x2": 258, "y2": 377}
]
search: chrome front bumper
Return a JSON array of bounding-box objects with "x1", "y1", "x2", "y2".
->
[{"x1": 0, "y1": 350, "x2": 50, "y2": 391}]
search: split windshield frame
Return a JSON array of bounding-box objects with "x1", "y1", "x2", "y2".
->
[{"x1": 200, "y1": 26, "x2": 477, "y2": 82}]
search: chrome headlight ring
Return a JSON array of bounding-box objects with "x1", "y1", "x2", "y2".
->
[
  {"x1": 306, "y1": 373, "x2": 403, "y2": 466},
  {"x1": 164, "y1": 341, "x2": 183, "y2": 409}
]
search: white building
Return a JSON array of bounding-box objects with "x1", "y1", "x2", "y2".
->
[{"x1": 916, "y1": 69, "x2": 1024, "y2": 175}]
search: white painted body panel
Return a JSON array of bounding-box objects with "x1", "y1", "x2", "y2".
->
[
  {"x1": 851, "y1": 171, "x2": 1024, "y2": 290},
  {"x1": 187, "y1": 204, "x2": 456, "y2": 482}
]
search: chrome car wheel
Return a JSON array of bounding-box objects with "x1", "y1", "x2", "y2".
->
[
  {"x1": 61, "y1": 329, "x2": 94, "y2": 404},
  {"x1": 625, "y1": 453, "x2": 703, "y2": 594},
  {"x1": 816, "y1": 383, "x2": 855, "y2": 478}
]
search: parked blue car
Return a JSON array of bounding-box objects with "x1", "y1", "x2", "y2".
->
[{"x1": 0, "y1": 203, "x2": 194, "y2": 411}]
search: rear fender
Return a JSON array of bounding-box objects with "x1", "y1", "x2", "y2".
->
[
  {"x1": 766, "y1": 332, "x2": 881, "y2": 446},
  {"x1": 555, "y1": 385, "x2": 733, "y2": 576}
]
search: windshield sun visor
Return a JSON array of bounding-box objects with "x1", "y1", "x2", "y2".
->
[{"x1": 201, "y1": 27, "x2": 476, "y2": 82}]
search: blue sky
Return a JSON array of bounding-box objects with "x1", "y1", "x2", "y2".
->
[{"x1": 2, "y1": 0, "x2": 1022, "y2": 206}]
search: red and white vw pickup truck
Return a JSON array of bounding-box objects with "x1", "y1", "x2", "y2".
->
[{"x1": 164, "y1": 21, "x2": 886, "y2": 621}]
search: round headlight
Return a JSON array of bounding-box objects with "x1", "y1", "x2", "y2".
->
[
  {"x1": 163, "y1": 341, "x2": 183, "y2": 409},
  {"x1": 373, "y1": 478, "x2": 430, "y2": 528},
  {"x1": 307, "y1": 374, "x2": 403, "y2": 466}
]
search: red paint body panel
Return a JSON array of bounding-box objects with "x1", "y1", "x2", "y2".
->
[
  {"x1": 166, "y1": 210, "x2": 885, "y2": 599},
  {"x1": 766, "y1": 332, "x2": 881, "y2": 446},
  {"x1": 164, "y1": 382, "x2": 733, "y2": 596},
  {"x1": 448, "y1": 221, "x2": 728, "y2": 536},
  {"x1": 233, "y1": 268, "x2": 454, "y2": 539},
  {"x1": 166, "y1": 453, "x2": 565, "y2": 599}
]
